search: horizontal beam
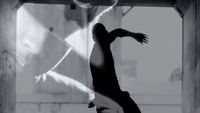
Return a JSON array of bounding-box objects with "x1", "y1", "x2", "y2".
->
[{"x1": 22, "y1": 0, "x2": 176, "y2": 7}]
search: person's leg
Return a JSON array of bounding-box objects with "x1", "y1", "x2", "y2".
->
[
  {"x1": 96, "y1": 106, "x2": 116, "y2": 113},
  {"x1": 91, "y1": 92, "x2": 124, "y2": 113},
  {"x1": 119, "y1": 91, "x2": 141, "y2": 113}
]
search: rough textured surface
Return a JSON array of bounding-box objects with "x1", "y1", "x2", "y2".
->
[
  {"x1": 196, "y1": 0, "x2": 200, "y2": 112},
  {"x1": 0, "y1": 1, "x2": 20, "y2": 113},
  {"x1": 182, "y1": 0, "x2": 200, "y2": 113}
]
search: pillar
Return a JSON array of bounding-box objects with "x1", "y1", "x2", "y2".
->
[
  {"x1": 0, "y1": 0, "x2": 20, "y2": 113},
  {"x1": 181, "y1": 0, "x2": 200, "y2": 113}
]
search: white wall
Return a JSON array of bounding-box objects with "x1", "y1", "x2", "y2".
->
[{"x1": 121, "y1": 7, "x2": 182, "y2": 82}]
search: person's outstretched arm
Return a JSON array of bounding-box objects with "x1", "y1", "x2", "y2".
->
[{"x1": 108, "y1": 28, "x2": 148, "y2": 44}]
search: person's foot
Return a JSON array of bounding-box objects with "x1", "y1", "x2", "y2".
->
[{"x1": 88, "y1": 101, "x2": 95, "y2": 108}]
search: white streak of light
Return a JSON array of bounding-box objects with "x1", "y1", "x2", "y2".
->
[
  {"x1": 49, "y1": 47, "x2": 72, "y2": 71},
  {"x1": 35, "y1": 70, "x2": 95, "y2": 100},
  {"x1": 65, "y1": 28, "x2": 93, "y2": 59}
]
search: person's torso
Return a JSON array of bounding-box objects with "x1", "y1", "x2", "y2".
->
[{"x1": 90, "y1": 43, "x2": 120, "y2": 95}]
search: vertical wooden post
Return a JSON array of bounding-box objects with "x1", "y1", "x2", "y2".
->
[
  {"x1": 182, "y1": 0, "x2": 200, "y2": 113},
  {"x1": 196, "y1": 0, "x2": 200, "y2": 112},
  {"x1": 0, "y1": 1, "x2": 20, "y2": 113}
]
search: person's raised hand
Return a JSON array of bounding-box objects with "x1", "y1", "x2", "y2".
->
[{"x1": 134, "y1": 33, "x2": 148, "y2": 44}]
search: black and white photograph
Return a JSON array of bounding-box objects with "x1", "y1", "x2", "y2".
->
[{"x1": 0, "y1": 0, "x2": 199, "y2": 113}]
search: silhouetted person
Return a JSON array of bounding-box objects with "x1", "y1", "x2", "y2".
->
[{"x1": 89, "y1": 23, "x2": 148, "y2": 113}]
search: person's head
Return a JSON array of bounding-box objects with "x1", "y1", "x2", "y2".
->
[{"x1": 92, "y1": 23, "x2": 108, "y2": 43}]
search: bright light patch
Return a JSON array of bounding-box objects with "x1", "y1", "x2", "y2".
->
[
  {"x1": 17, "y1": 7, "x2": 49, "y2": 66},
  {"x1": 65, "y1": 28, "x2": 94, "y2": 59}
]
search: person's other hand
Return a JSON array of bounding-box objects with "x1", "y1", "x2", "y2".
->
[{"x1": 134, "y1": 33, "x2": 148, "y2": 44}]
